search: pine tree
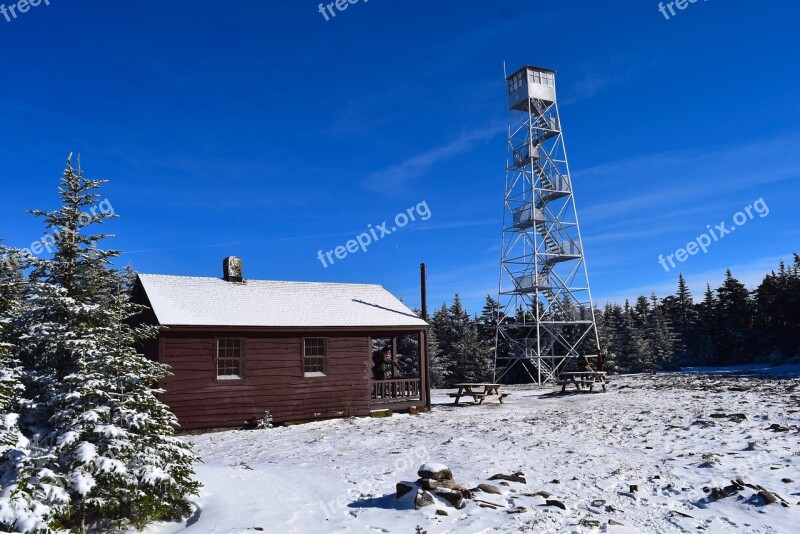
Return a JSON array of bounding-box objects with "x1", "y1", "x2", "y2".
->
[
  {"x1": 1, "y1": 157, "x2": 200, "y2": 532},
  {"x1": 429, "y1": 304, "x2": 454, "y2": 386},
  {"x1": 715, "y1": 270, "x2": 754, "y2": 364},
  {"x1": 426, "y1": 327, "x2": 448, "y2": 388},
  {"x1": 696, "y1": 284, "x2": 719, "y2": 365},
  {"x1": 647, "y1": 294, "x2": 678, "y2": 370},
  {"x1": 0, "y1": 247, "x2": 72, "y2": 532},
  {"x1": 0, "y1": 247, "x2": 24, "y2": 457},
  {"x1": 754, "y1": 255, "x2": 800, "y2": 358},
  {"x1": 0, "y1": 248, "x2": 25, "y2": 467}
]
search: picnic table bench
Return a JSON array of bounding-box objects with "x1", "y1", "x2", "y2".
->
[
  {"x1": 557, "y1": 371, "x2": 607, "y2": 393},
  {"x1": 449, "y1": 383, "x2": 510, "y2": 405}
]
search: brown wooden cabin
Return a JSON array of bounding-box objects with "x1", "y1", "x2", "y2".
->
[{"x1": 132, "y1": 257, "x2": 429, "y2": 430}]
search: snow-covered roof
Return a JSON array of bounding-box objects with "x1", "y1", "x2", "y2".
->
[{"x1": 137, "y1": 274, "x2": 427, "y2": 329}]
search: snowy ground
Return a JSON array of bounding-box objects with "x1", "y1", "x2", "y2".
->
[{"x1": 146, "y1": 369, "x2": 800, "y2": 533}]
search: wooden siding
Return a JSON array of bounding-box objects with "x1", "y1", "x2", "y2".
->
[{"x1": 159, "y1": 331, "x2": 396, "y2": 429}]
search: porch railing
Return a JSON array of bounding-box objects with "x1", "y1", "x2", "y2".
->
[{"x1": 371, "y1": 378, "x2": 422, "y2": 403}]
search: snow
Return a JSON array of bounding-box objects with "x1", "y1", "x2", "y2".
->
[
  {"x1": 137, "y1": 274, "x2": 428, "y2": 328},
  {"x1": 70, "y1": 472, "x2": 95, "y2": 497},
  {"x1": 419, "y1": 463, "x2": 450, "y2": 474},
  {"x1": 144, "y1": 371, "x2": 800, "y2": 533},
  {"x1": 74, "y1": 442, "x2": 97, "y2": 463}
]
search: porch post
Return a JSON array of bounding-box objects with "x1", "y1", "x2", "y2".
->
[
  {"x1": 421, "y1": 328, "x2": 431, "y2": 410},
  {"x1": 391, "y1": 336, "x2": 398, "y2": 378}
]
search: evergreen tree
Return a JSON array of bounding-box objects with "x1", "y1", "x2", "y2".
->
[
  {"x1": 662, "y1": 274, "x2": 698, "y2": 364},
  {"x1": 429, "y1": 303, "x2": 455, "y2": 387},
  {"x1": 446, "y1": 296, "x2": 492, "y2": 384},
  {"x1": 754, "y1": 255, "x2": 800, "y2": 357},
  {"x1": 715, "y1": 270, "x2": 754, "y2": 364},
  {"x1": 1, "y1": 157, "x2": 200, "y2": 532},
  {"x1": 696, "y1": 284, "x2": 719, "y2": 365},
  {"x1": 0, "y1": 249, "x2": 71, "y2": 532},
  {"x1": 646, "y1": 294, "x2": 678, "y2": 370},
  {"x1": 425, "y1": 327, "x2": 448, "y2": 388},
  {"x1": 0, "y1": 248, "x2": 25, "y2": 467}
]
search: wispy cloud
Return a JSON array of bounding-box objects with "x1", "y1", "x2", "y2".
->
[
  {"x1": 559, "y1": 58, "x2": 648, "y2": 106},
  {"x1": 364, "y1": 123, "x2": 504, "y2": 192},
  {"x1": 577, "y1": 135, "x2": 800, "y2": 224}
]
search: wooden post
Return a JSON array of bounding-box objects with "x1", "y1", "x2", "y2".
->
[
  {"x1": 420, "y1": 263, "x2": 428, "y2": 321},
  {"x1": 420, "y1": 263, "x2": 431, "y2": 410},
  {"x1": 391, "y1": 336, "x2": 398, "y2": 379}
]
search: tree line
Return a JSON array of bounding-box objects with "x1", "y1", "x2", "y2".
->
[{"x1": 427, "y1": 256, "x2": 800, "y2": 385}]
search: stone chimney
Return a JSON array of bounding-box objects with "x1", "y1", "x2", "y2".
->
[{"x1": 223, "y1": 256, "x2": 243, "y2": 283}]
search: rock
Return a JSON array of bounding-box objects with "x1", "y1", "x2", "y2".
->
[
  {"x1": 436, "y1": 490, "x2": 465, "y2": 509},
  {"x1": 435, "y1": 509, "x2": 448, "y2": 516},
  {"x1": 455, "y1": 486, "x2": 474, "y2": 499},
  {"x1": 591, "y1": 499, "x2": 606, "y2": 507},
  {"x1": 414, "y1": 490, "x2": 434, "y2": 510},
  {"x1": 419, "y1": 478, "x2": 458, "y2": 491},
  {"x1": 418, "y1": 464, "x2": 453, "y2": 481},
  {"x1": 550, "y1": 479, "x2": 561, "y2": 484},
  {"x1": 629, "y1": 485, "x2": 638, "y2": 493},
  {"x1": 397, "y1": 482, "x2": 416, "y2": 499},
  {"x1": 691, "y1": 420, "x2": 714, "y2": 428},
  {"x1": 580, "y1": 518, "x2": 601, "y2": 528},
  {"x1": 668, "y1": 510, "x2": 694, "y2": 518},
  {"x1": 507, "y1": 506, "x2": 527, "y2": 514},
  {"x1": 709, "y1": 487, "x2": 731, "y2": 501},
  {"x1": 757, "y1": 490, "x2": 777, "y2": 505},
  {"x1": 545, "y1": 499, "x2": 566, "y2": 510},
  {"x1": 521, "y1": 490, "x2": 551, "y2": 498},
  {"x1": 608, "y1": 519, "x2": 624, "y2": 526},
  {"x1": 728, "y1": 413, "x2": 747, "y2": 423},
  {"x1": 499, "y1": 481, "x2": 510, "y2": 487},
  {"x1": 489, "y1": 472, "x2": 526, "y2": 484},
  {"x1": 476, "y1": 483, "x2": 503, "y2": 495},
  {"x1": 767, "y1": 424, "x2": 790, "y2": 432}
]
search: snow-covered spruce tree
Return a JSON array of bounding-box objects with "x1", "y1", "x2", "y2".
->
[
  {"x1": 0, "y1": 247, "x2": 24, "y2": 458},
  {"x1": 6, "y1": 156, "x2": 200, "y2": 532},
  {"x1": 0, "y1": 247, "x2": 71, "y2": 533}
]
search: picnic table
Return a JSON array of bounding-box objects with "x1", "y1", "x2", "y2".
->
[
  {"x1": 557, "y1": 371, "x2": 607, "y2": 393},
  {"x1": 449, "y1": 383, "x2": 509, "y2": 405}
]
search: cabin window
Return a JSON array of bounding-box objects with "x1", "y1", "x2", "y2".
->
[
  {"x1": 216, "y1": 338, "x2": 244, "y2": 380},
  {"x1": 303, "y1": 338, "x2": 327, "y2": 377}
]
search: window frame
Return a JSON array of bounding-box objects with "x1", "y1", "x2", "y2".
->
[
  {"x1": 215, "y1": 337, "x2": 246, "y2": 382},
  {"x1": 302, "y1": 337, "x2": 328, "y2": 378}
]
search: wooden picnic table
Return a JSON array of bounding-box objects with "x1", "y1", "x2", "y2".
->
[
  {"x1": 557, "y1": 371, "x2": 607, "y2": 393},
  {"x1": 449, "y1": 383, "x2": 509, "y2": 405}
]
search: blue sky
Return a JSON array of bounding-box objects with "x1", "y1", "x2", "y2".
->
[{"x1": 1, "y1": 0, "x2": 798, "y2": 314}]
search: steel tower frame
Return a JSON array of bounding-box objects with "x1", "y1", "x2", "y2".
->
[{"x1": 494, "y1": 65, "x2": 600, "y2": 385}]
